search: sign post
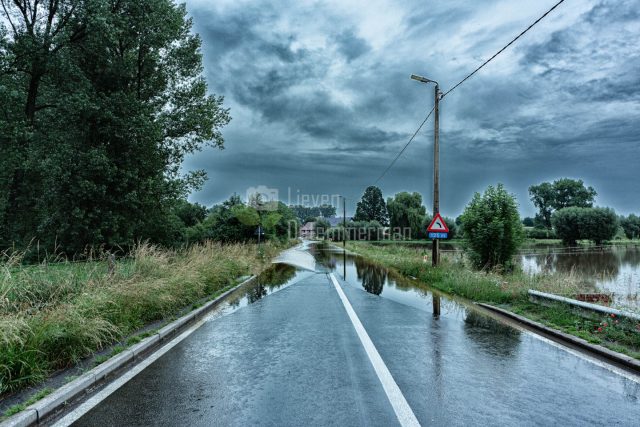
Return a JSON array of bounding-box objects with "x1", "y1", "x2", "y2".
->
[{"x1": 427, "y1": 214, "x2": 449, "y2": 268}]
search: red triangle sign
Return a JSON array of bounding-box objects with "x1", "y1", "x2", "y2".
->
[{"x1": 427, "y1": 213, "x2": 449, "y2": 232}]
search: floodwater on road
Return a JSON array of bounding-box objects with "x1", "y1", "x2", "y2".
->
[{"x1": 67, "y1": 242, "x2": 640, "y2": 427}]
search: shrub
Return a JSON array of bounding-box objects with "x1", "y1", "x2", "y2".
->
[
  {"x1": 525, "y1": 227, "x2": 557, "y2": 239},
  {"x1": 620, "y1": 214, "x2": 640, "y2": 239},
  {"x1": 460, "y1": 184, "x2": 524, "y2": 270},
  {"x1": 552, "y1": 207, "x2": 618, "y2": 245}
]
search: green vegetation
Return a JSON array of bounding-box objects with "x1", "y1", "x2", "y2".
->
[
  {"x1": 290, "y1": 205, "x2": 336, "y2": 224},
  {"x1": 0, "y1": 0, "x2": 230, "y2": 256},
  {"x1": 353, "y1": 186, "x2": 389, "y2": 225},
  {"x1": 346, "y1": 241, "x2": 640, "y2": 360},
  {"x1": 186, "y1": 195, "x2": 298, "y2": 244},
  {"x1": 386, "y1": 192, "x2": 427, "y2": 239},
  {"x1": 0, "y1": 241, "x2": 287, "y2": 394},
  {"x1": 3, "y1": 387, "x2": 53, "y2": 417},
  {"x1": 552, "y1": 207, "x2": 618, "y2": 245},
  {"x1": 509, "y1": 302, "x2": 640, "y2": 359},
  {"x1": 460, "y1": 184, "x2": 524, "y2": 270},
  {"x1": 529, "y1": 178, "x2": 597, "y2": 228},
  {"x1": 620, "y1": 214, "x2": 640, "y2": 239}
]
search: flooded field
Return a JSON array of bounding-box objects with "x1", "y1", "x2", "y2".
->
[{"x1": 520, "y1": 245, "x2": 640, "y2": 310}]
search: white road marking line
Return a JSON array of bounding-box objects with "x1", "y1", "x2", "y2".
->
[
  {"x1": 53, "y1": 317, "x2": 209, "y2": 427},
  {"x1": 329, "y1": 273, "x2": 421, "y2": 427}
]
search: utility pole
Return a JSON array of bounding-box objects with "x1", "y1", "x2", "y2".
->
[
  {"x1": 432, "y1": 83, "x2": 441, "y2": 267},
  {"x1": 343, "y1": 196, "x2": 346, "y2": 249},
  {"x1": 411, "y1": 74, "x2": 442, "y2": 267}
]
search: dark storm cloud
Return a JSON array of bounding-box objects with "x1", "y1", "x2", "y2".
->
[
  {"x1": 184, "y1": 0, "x2": 640, "y2": 216},
  {"x1": 333, "y1": 29, "x2": 371, "y2": 61}
]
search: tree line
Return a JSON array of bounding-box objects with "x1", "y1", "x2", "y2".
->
[
  {"x1": 527, "y1": 178, "x2": 638, "y2": 244},
  {"x1": 0, "y1": 0, "x2": 230, "y2": 257}
]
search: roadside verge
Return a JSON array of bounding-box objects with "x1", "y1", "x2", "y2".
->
[
  {"x1": 478, "y1": 303, "x2": 640, "y2": 374},
  {"x1": 1, "y1": 275, "x2": 256, "y2": 427}
]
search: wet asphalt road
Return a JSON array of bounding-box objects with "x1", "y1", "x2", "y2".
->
[{"x1": 71, "y1": 246, "x2": 640, "y2": 426}]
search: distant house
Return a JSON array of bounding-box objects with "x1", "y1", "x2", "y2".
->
[{"x1": 300, "y1": 222, "x2": 316, "y2": 239}]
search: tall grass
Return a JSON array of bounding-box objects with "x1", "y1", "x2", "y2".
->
[
  {"x1": 0, "y1": 241, "x2": 283, "y2": 395},
  {"x1": 346, "y1": 242, "x2": 591, "y2": 303}
]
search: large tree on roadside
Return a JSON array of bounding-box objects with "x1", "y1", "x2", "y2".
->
[
  {"x1": 529, "y1": 178, "x2": 597, "y2": 229},
  {"x1": 0, "y1": 0, "x2": 231, "y2": 253},
  {"x1": 354, "y1": 186, "x2": 388, "y2": 226}
]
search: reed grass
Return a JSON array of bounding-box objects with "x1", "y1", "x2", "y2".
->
[{"x1": 0, "y1": 241, "x2": 284, "y2": 395}]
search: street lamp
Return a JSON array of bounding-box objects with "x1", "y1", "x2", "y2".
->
[{"x1": 411, "y1": 73, "x2": 442, "y2": 267}]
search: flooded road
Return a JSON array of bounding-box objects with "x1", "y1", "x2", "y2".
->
[{"x1": 66, "y1": 243, "x2": 640, "y2": 426}]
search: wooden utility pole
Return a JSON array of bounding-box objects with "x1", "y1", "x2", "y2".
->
[
  {"x1": 343, "y1": 197, "x2": 346, "y2": 249},
  {"x1": 432, "y1": 84, "x2": 441, "y2": 267}
]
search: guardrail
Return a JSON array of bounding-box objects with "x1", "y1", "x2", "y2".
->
[{"x1": 528, "y1": 289, "x2": 640, "y2": 322}]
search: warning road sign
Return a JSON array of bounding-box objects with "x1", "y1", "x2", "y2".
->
[{"x1": 427, "y1": 213, "x2": 449, "y2": 233}]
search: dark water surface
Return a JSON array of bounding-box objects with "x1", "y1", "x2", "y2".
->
[{"x1": 520, "y1": 245, "x2": 640, "y2": 309}]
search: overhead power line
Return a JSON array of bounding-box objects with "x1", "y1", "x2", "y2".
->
[
  {"x1": 442, "y1": 0, "x2": 566, "y2": 98},
  {"x1": 373, "y1": 105, "x2": 436, "y2": 186}
]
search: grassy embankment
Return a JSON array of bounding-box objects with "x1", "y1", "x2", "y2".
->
[
  {"x1": 346, "y1": 241, "x2": 640, "y2": 360},
  {"x1": 0, "y1": 241, "x2": 289, "y2": 399}
]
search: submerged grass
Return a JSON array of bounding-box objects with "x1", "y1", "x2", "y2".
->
[
  {"x1": 347, "y1": 241, "x2": 640, "y2": 359},
  {"x1": 0, "y1": 241, "x2": 287, "y2": 396}
]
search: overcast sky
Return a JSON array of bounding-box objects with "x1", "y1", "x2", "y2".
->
[{"x1": 182, "y1": 0, "x2": 640, "y2": 217}]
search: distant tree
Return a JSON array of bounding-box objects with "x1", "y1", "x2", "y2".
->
[
  {"x1": 522, "y1": 217, "x2": 535, "y2": 227},
  {"x1": 552, "y1": 207, "x2": 618, "y2": 246},
  {"x1": 354, "y1": 186, "x2": 388, "y2": 225},
  {"x1": 386, "y1": 192, "x2": 426, "y2": 239},
  {"x1": 528, "y1": 182, "x2": 555, "y2": 228},
  {"x1": 443, "y1": 216, "x2": 458, "y2": 240},
  {"x1": 529, "y1": 179, "x2": 597, "y2": 229},
  {"x1": 552, "y1": 208, "x2": 583, "y2": 246},
  {"x1": 318, "y1": 204, "x2": 337, "y2": 218},
  {"x1": 174, "y1": 200, "x2": 208, "y2": 227},
  {"x1": 580, "y1": 208, "x2": 618, "y2": 245},
  {"x1": 553, "y1": 178, "x2": 597, "y2": 209},
  {"x1": 620, "y1": 214, "x2": 640, "y2": 239},
  {"x1": 315, "y1": 218, "x2": 331, "y2": 239},
  {"x1": 346, "y1": 220, "x2": 384, "y2": 241},
  {"x1": 460, "y1": 184, "x2": 524, "y2": 270},
  {"x1": 290, "y1": 204, "x2": 336, "y2": 223}
]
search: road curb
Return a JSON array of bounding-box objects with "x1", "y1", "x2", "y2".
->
[
  {"x1": 477, "y1": 303, "x2": 640, "y2": 374},
  {"x1": 1, "y1": 275, "x2": 256, "y2": 427}
]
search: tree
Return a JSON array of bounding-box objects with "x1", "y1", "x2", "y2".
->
[
  {"x1": 386, "y1": 192, "x2": 426, "y2": 239},
  {"x1": 553, "y1": 178, "x2": 597, "y2": 209},
  {"x1": 315, "y1": 218, "x2": 331, "y2": 238},
  {"x1": 460, "y1": 184, "x2": 524, "y2": 270},
  {"x1": 529, "y1": 179, "x2": 597, "y2": 228},
  {"x1": 551, "y1": 208, "x2": 583, "y2": 246},
  {"x1": 354, "y1": 186, "x2": 388, "y2": 225},
  {"x1": 528, "y1": 182, "x2": 555, "y2": 228},
  {"x1": 522, "y1": 217, "x2": 535, "y2": 227},
  {"x1": 552, "y1": 207, "x2": 618, "y2": 245},
  {"x1": 579, "y1": 208, "x2": 618, "y2": 245},
  {"x1": 0, "y1": 0, "x2": 231, "y2": 254},
  {"x1": 620, "y1": 214, "x2": 640, "y2": 239},
  {"x1": 290, "y1": 204, "x2": 336, "y2": 223}
]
